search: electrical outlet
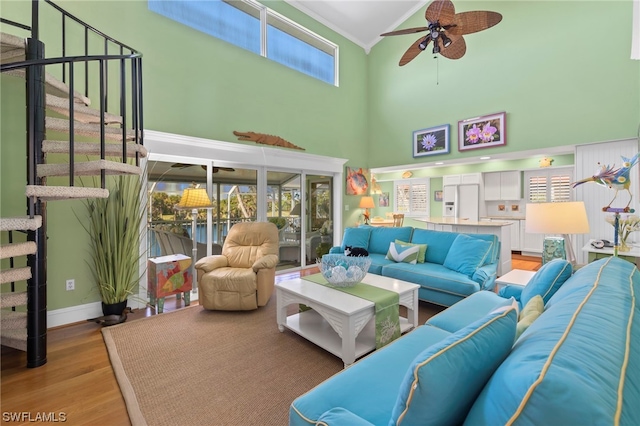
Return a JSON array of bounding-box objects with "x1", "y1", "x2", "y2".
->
[
  {"x1": 345, "y1": 205, "x2": 349, "y2": 211},
  {"x1": 66, "y1": 279, "x2": 75, "y2": 291}
]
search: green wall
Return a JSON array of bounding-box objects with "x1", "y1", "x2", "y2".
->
[
  {"x1": 1, "y1": 0, "x2": 368, "y2": 310},
  {"x1": 1, "y1": 0, "x2": 638, "y2": 311},
  {"x1": 367, "y1": 1, "x2": 639, "y2": 168}
]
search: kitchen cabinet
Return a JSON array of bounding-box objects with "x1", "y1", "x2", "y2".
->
[
  {"x1": 520, "y1": 220, "x2": 544, "y2": 254},
  {"x1": 484, "y1": 171, "x2": 521, "y2": 201},
  {"x1": 443, "y1": 173, "x2": 481, "y2": 186},
  {"x1": 502, "y1": 220, "x2": 521, "y2": 251}
]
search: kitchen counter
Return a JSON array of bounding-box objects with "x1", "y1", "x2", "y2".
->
[
  {"x1": 483, "y1": 216, "x2": 526, "y2": 221},
  {"x1": 416, "y1": 217, "x2": 514, "y2": 227},
  {"x1": 414, "y1": 217, "x2": 513, "y2": 275}
]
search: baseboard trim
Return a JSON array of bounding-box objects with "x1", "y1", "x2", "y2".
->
[{"x1": 47, "y1": 291, "x2": 200, "y2": 328}]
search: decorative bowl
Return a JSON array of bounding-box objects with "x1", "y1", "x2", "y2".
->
[{"x1": 320, "y1": 254, "x2": 371, "y2": 287}]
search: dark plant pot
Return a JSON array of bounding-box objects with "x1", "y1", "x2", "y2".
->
[{"x1": 101, "y1": 300, "x2": 128, "y2": 317}]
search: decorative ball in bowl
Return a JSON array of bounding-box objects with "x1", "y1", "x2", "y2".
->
[{"x1": 320, "y1": 254, "x2": 371, "y2": 287}]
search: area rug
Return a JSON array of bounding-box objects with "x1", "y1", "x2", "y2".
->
[
  {"x1": 102, "y1": 294, "x2": 443, "y2": 426},
  {"x1": 102, "y1": 298, "x2": 344, "y2": 426}
]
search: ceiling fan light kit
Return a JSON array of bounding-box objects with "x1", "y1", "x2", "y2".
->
[{"x1": 381, "y1": 0, "x2": 502, "y2": 66}]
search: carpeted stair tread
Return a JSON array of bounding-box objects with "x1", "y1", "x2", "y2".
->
[
  {"x1": 26, "y1": 185, "x2": 109, "y2": 201},
  {"x1": 43, "y1": 140, "x2": 148, "y2": 158},
  {"x1": 0, "y1": 292, "x2": 27, "y2": 309},
  {"x1": 37, "y1": 160, "x2": 142, "y2": 177},
  {"x1": 46, "y1": 94, "x2": 122, "y2": 124},
  {"x1": 0, "y1": 32, "x2": 26, "y2": 64},
  {"x1": 0, "y1": 267, "x2": 31, "y2": 285},
  {"x1": 3, "y1": 69, "x2": 91, "y2": 106},
  {"x1": 0, "y1": 241, "x2": 37, "y2": 260},
  {"x1": 46, "y1": 117, "x2": 136, "y2": 141},
  {"x1": 1, "y1": 310, "x2": 27, "y2": 329},
  {"x1": 0, "y1": 328, "x2": 27, "y2": 352},
  {"x1": 0, "y1": 216, "x2": 42, "y2": 232}
]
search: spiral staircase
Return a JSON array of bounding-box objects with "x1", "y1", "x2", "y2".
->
[{"x1": 0, "y1": 1, "x2": 145, "y2": 367}]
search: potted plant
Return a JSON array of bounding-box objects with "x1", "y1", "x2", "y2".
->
[{"x1": 80, "y1": 173, "x2": 146, "y2": 317}]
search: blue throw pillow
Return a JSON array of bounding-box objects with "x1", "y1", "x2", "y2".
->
[
  {"x1": 520, "y1": 259, "x2": 572, "y2": 306},
  {"x1": 442, "y1": 234, "x2": 494, "y2": 278},
  {"x1": 340, "y1": 227, "x2": 372, "y2": 252},
  {"x1": 389, "y1": 302, "x2": 518, "y2": 426}
]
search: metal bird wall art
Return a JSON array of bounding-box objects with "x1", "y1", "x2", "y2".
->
[{"x1": 572, "y1": 153, "x2": 640, "y2": 211}]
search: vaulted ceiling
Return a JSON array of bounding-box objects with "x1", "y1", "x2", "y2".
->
[{"x1": 284, "y1": 0, "x2": 429, "y2": 52}]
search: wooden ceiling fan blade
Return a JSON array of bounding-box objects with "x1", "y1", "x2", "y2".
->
[
  {"x1": 381, "y1": 27, "x2": 428, "y2": 37},
  {"x1": 440, "y1": 33, "x2": 466, "y2": 59},
  {"x1": 426, "y1": 0, "x2": 455, "y2": 25},
  {"x1": 447, "y1": 11, "x2": 503, "y2": 35},
  {"x1": 399, "y1": 37, "x2": 429, "y2": 66}
]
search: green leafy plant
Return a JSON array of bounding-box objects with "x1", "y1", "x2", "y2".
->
[
  {"x1": 80, "y1": 174, "x2": 146, "y2": 305},
  {"x1": 268, "y1": 217, "x2": 287, "y2": 229}
]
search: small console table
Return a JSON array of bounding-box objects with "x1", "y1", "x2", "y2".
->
[
  {"x1": 582, "y1": 240, "x2": 640, "y2": 267},
  {"x1": 148, "y1": 254, "x2": 193, "y2": 313}
]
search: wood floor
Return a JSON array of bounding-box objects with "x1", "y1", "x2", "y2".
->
[{"x1": 1, "y1": 255, "x2": 540, "y2": 425}]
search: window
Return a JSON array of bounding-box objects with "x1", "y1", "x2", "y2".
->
[
  {"x1": 148, "y1": 0, "x2": 338, "y2": 85},
  {"x1": 525, "y1": 167, "x2": 573, "y2": 203},
  {"x1": 393, "y1": 178, "x2": 429, "y2": 217}
]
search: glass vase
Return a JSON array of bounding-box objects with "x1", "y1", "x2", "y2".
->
[{"x1": 619, "y1": 238, "x2": 631, "y2": 252}]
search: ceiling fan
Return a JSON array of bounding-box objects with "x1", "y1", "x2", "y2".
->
[
  {"x1": 170, "y1": 163, "x2": 236, "y2": 173},
  {"x1": 380, "y1": 0, "x2": 502, "y2": 66}
]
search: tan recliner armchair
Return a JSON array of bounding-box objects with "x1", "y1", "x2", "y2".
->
[{"x1": 195, "y1": 222, "x2": 279, "y2": 310}]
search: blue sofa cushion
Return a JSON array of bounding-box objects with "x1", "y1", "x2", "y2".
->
[
  {"x1": 520, "y1": 258, "x2": 572, "y2": 306},
  {"x1": 409, "y1": 229, "x2": 458, "y2": 265},
  {"x1": 386, "y1": 242, "x2": 421, "y2": 264},
  {"x1": 395, "y1": 240, "x2": 427, "y2": 263},
  {"x1": 340, "y1": 227, "x2": 372, "y2": 252},
  {"x1": 389, "y1": 303, "x2": 518, "y2": 426},
  {"x1": 382, "y1": 263, "x2": 481, "y2": 299},
  {"x1": 465, "y1": 257, "x2": 640, "y2": 426},
  {"x1": 368, "y1": 226, "x2": 413, "y2": 255},
  {"x1": 443, "y1": 234, "x2": 494, "y2": 278},
  {"x1": 317, "y1": 408, "x2": 374, "y2": 426}
]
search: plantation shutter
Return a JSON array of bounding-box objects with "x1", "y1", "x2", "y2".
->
[
  {"x1": 394, "y1": 178, "x2": 430, "y2": 217},
  {"x1": 550, "y1": 173, "x2": 572, "y2": 202},
  {"x1": 525, "y1": 167, "x2": 574, "y2": 203}
]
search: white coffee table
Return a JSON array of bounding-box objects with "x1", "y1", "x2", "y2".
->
[
  {"x1": 275, "y1": 273, "x2": 419, "y2": 367},
  {"x1": 495, "y1": 269, "x2": 536, "y2": 291}
]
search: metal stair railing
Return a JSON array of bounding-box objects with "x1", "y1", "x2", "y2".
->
[{"x1": 0, "y1": 0, "x2": 144, "y2": 368}]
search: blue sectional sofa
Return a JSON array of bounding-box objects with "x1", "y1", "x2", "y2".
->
[
  {"x1": 329, "y1": 225, "x2": 500, "y2": 306},
  {"x1": 290, "y1": 257, "x2": 640, "y2": 425}
]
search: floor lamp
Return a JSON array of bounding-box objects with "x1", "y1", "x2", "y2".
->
[
  {"x1": 525, "y1": 202, "x2": 590, "y2": 266},
  {"x1": 176, "y1": 185, "x2": 213, "y2": 294}
]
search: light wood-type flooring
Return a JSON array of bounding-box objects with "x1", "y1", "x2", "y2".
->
[{"x1": 1, "y1": 254, "x2": 540, "y2": 425}]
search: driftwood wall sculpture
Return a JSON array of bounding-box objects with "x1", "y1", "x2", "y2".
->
[{"x1": 233, "y1": 131, "x2": 305, "y2": 151}]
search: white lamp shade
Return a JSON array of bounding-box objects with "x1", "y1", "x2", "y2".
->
[{"x1": 525, "y1": 202, "x2": 590, "y2": 234}]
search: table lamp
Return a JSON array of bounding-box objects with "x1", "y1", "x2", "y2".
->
[
  {"x1": 176, "y1": 185, "x2": 213, "y2": 293},
  {"x1": 525, "y1": 201, "x2": 590, "y2": 265},
  {"x1": 359, "y1": 196, "x2": 375, "y2": 225}
]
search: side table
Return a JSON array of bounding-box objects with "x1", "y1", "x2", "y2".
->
[
  {"x1": 495, "y1": 269, "x2": 536, "y2": 292},
  {"x1": 148, "y1": 254, "x2": 193, "y2": 313}
]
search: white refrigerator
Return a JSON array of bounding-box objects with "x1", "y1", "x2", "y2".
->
[
  {"x1": 443, "y1": 184, "x2": 480, "y2": 221},
  {"x1": 456, "y1": 184, "x2": 480, "y2": 221}
]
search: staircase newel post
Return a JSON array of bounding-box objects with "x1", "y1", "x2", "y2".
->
[{"x1": 25, "y1": 31, "x2": 47, "y2": 367}]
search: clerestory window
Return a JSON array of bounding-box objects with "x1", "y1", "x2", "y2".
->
[{"x1": 148, "y1": 0, "x2": 339, "y2": 85}]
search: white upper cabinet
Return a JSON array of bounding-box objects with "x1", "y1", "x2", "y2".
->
[
  {"x1": 443, "y1": 173, "x2": 481, "y2": 186},
  {"x1": 484, "y1": 171, "x2": 521, "y2": 201}
]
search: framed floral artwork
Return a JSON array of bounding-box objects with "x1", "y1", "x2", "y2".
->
[
  {"x1": 413, "y1": 124, "x2": 450, "y2": 158},
  {"x1": 458, "y1": 112, "x2": 506, "y2": 151}
]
